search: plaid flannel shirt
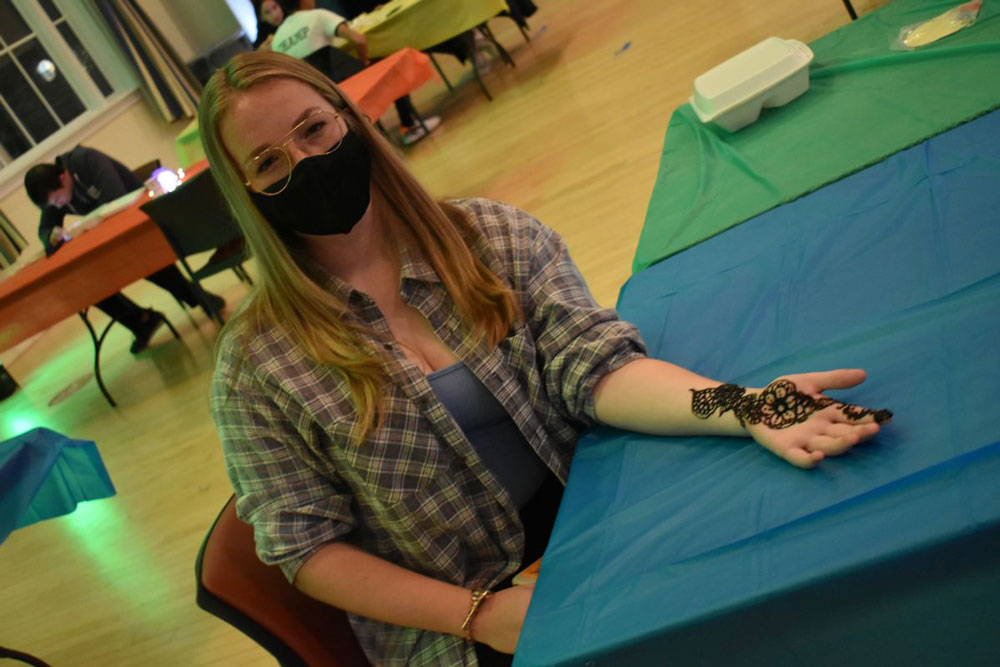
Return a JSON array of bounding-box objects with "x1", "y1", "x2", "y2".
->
[{"x1": 211, "y1": 198, "x2": 646, "y2": 665}]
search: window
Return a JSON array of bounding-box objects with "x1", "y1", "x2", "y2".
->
[{"x1": 0, "y1": 0, "x2": 135, "y2": 174}]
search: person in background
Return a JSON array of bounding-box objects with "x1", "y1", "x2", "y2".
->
[
  {"x1": 258, "y1": 0, "x2": 442, "y2": 146},
  {"x1": 252, "y1": 0, "x2": 295, "y2": 49},
  {"x1": 202, "y1": 51, "x2": 890, "y2": 665},
  {"x1": 24, "y1": 146, "x2": 226, "y2": 353}
]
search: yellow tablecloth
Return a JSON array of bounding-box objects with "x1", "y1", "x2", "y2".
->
[{"x1": 352, "y1": 0, "x2": 508, "y2": 58}]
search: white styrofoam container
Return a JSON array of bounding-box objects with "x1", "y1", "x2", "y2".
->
[{"x1": 690, "y1": 37, "x2": 814, "y2": 132}]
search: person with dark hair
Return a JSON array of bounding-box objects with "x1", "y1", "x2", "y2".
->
[
  {"x1": 24, "y1": 146, "x2": 226, "y2": 353},
  {"x1": 250, "y1": 0, "x2": 296, "y2": 49}
]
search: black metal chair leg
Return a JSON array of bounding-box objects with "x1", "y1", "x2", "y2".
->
[
  {"x1": 233, "y1": 264, "x2": 253, "y2": 285},
  {"x1": 159, "y1": 311, "x2": 181, "y2": 340},
  {"x1": 470, "y1": 59, "x2": 493, "y2": 101},
  {"x1": 428, "y1": 53, "x2": 453, "y2": 91},
  {"x1": 478, "y1": 23, "x2": 515, "y2": 67},
  {"x1": 0, "y1": 645, "x2": 52, "y2": 667},
  {"x1": 79, "y1": 311, "x2": 117, "y2": 407}
]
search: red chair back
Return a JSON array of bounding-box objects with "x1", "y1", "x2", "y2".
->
[{"x1": 196, "y1": 496, "x2": 370, "y2": 666}]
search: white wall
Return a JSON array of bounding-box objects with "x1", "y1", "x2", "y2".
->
[{"x1": 137, "y1": 0, "x2": 243, "y2": 62}]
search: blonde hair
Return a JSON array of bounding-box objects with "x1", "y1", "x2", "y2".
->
[{"x1": 199, "y1": 50, "x2": 520, "y2": 445}]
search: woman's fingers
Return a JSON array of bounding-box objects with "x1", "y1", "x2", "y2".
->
[
  {"x1": 826, "y1": 422, "x2": 880, "y2": 439},
  {"x1": 806, "y1": 422, "x2": 880, "y2": 455},
  {"x1": 826, "y1": 401, "x2": 892, "y2": 425},
  {"x1": 808, "y1": 434, "x2": 857, "y2": 456},
  {"x1": 784, "y1": 446, "x2": 824, "y2": 468},
  {"x1": 789, "y1": 368, "x2": 867, "y2": 393}
]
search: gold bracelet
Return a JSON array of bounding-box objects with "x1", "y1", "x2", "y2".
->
[{"x1": 461, "y1": 589, "x2": 491, "y2": 644}]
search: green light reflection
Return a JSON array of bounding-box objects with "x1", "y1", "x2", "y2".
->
[
  {"x1": 3, "y1": 412, "x2": 41, "y2": 439},
  {"x1": 60, "y1": 498, "x2": 171, "y2": 624}
]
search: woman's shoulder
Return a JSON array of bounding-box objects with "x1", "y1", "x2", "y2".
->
[
  {"x1": 213, "y1": 308, "x2": 311, "y2": 392},
  {"x1": 447, "y1": 197, "x2": 549, "y2": 248}
]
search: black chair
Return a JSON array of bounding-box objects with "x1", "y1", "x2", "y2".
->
[
  {"x1": 196, "y1": 495, "x2": 370, "y2": 667},
  {"x1": 426, "y1": 30, "x2": 506, "y2": 102},
  {"x1": 304, "y1": 45, "x2": 366, "y2": 83},
  {"x1": 140, "y1": 170, "x2": 252, "y2": 325}
]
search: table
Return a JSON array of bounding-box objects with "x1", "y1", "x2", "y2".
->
[
  {"x1": 0, "y1": 162, "x2": 208, "y2": 354},
  {"x1": 351, "y1": 0, "x2": 507, "y2": 59},
  {"x1": 174, "y1": 47, "x2": 437, "y2": 168},
  {"x1": 1, "y1": 428, "x2": 115, "y2": 545},
  {"x1": 515, "y1": 108, "x2": 1000, "y2": 666},
  {"x1": 634, "y1": 0, "x2": 1000, "y2": 271}
]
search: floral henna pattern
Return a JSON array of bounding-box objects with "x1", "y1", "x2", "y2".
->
[
  {"x1": 691, "y1": 380, "x2": 892, "y2": 429},
  {"x1": 750, "y1": 379, "x2": 834, "y2": 428}
]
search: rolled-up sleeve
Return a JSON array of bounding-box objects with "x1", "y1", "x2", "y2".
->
[
  {"x1": 512, "y1": 206, "x2": 647, "y2": 424},
  {"x1": 211, "y1": 354, "x2": 355, "y2": 582}
]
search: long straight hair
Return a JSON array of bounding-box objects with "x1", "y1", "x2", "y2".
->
[{"x1": 199, "y1": 51, "x2": 521, "y2": 445}]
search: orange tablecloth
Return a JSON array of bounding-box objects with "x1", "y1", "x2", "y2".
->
[
  {"x1": 339, "y1": 47, "x2": 435, "y2": 121},
  {"x1": 0, "y1": 161, "x2": 209, "y2": 352},
  {"x1": 174, "y1": 48, "x2": 436, "y2": 167}
]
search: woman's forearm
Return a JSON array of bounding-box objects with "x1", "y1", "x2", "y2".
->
[
  {"x1": 593, "y1": 357, "x2": 750, "y2": 437},
  {"x1": 295, "y1": 541, "x2": 470, "y2": 636}
]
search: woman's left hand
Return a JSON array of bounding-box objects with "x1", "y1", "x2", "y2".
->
[{"x1": 746, "y1": 369, "x2": 891, "y2": 469}]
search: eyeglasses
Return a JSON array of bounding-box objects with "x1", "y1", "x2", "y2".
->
[{"x1": 243, "y1": 109, "x2": 346, "y2": 195}]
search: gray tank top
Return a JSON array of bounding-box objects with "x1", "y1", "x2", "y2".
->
[{"x1": 427, "y1": 362, "x2": 550, "y2": 508}]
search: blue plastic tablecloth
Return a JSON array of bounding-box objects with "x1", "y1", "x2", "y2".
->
[
  {"x1": 1, "y1": 428, "x2": 115, "y2": 544},
  {"x1": 516, "y1": 110, "x2": 1000, "y2": 665}
]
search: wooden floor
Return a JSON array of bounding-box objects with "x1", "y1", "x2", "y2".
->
[{"x1": 0, "y1": 1, "x2": 886, "y2": 664}]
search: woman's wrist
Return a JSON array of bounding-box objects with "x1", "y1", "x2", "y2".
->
[{"x1": 461, "y1": 589, "x2": 492, "y2": 643}]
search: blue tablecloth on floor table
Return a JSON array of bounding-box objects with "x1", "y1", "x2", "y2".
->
[
  {"x1": 0, "y1": 428, "x2": 115, "y2": 544},
  {"x1": 515, "y1": 110, "x2": 1000, "y2": 666}
]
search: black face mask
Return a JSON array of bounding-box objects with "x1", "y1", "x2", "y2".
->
[{"x1": 248, "y1": 130, "x2": 372, "y2": 236}]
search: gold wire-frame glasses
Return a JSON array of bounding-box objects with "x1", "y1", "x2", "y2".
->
[{"x1": 243, "y1": 109, "x2": 346, "y2": 196}]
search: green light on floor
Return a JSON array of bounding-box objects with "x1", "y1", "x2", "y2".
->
[
  {"x1": 3, "y1": 413, "x2": 40, "y2": 439},
  {"x1": 61, "y1": 498, "x2": 171, "y2": 623}
]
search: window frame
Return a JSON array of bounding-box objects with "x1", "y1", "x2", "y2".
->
[{"x1": 0, "y1": 0, "x2": 139, "y2": 193}]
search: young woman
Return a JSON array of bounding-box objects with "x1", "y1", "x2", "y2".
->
[{"x1": 202, "y1": 51, "x2": 890, "y2": 666}]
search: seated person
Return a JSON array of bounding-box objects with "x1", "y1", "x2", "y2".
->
[
  {"x1": 201, "y1": 50, "x2": 889, "y2": 666},
  {"x1": 24, "y1": 146, "x2": 225, "y2": 353},
  {"x1": 252, "y1": 0, "x2": 296, "y2": 49},
  {"x1": 259, "y1": 0, "x2": 441, "y2": 145}
]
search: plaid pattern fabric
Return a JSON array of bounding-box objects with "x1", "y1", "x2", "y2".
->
[{"x1": 211, "y1": 198, "x2": 646, "y2": 665}]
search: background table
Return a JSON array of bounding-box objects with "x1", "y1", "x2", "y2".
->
[
  {"x1": 351, "y1": 0, "x2": 507, "y2": 58},
  {"x1": 634, "y1": 0, "x2": 1000, "y2": 272},
  {"x1": 174, "y1": 47, "x2": 436, "y2": 167},
  {"x1": 0, "y1": 162, "x2": 207, "y2": 353},
  {"x1": 515, "y1": 108, "x2": 1000, "y2": 666}
]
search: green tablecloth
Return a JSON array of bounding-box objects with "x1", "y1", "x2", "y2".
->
[
  {"x1": 634, "y1": 0, "x2": 1000, "y2": 272},
  {"x1": 353, "y1": 0, "x2": 507, "y2": 58}
]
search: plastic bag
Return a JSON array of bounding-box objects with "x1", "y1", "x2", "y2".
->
[{"x1": 893, "y1": 0, "x2": 982, "y2": 50}]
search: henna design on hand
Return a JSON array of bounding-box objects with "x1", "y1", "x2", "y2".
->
[{"x1": 691, "y1": 380, "x2": 892, "y2": 429}]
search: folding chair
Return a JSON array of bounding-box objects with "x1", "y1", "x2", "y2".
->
[
  {"x1": 140, "y1": 170, "x2": 252, "y2": 325},
  {"x1": 195, "y1": 495, "x2": 370, "y2": 667}
]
